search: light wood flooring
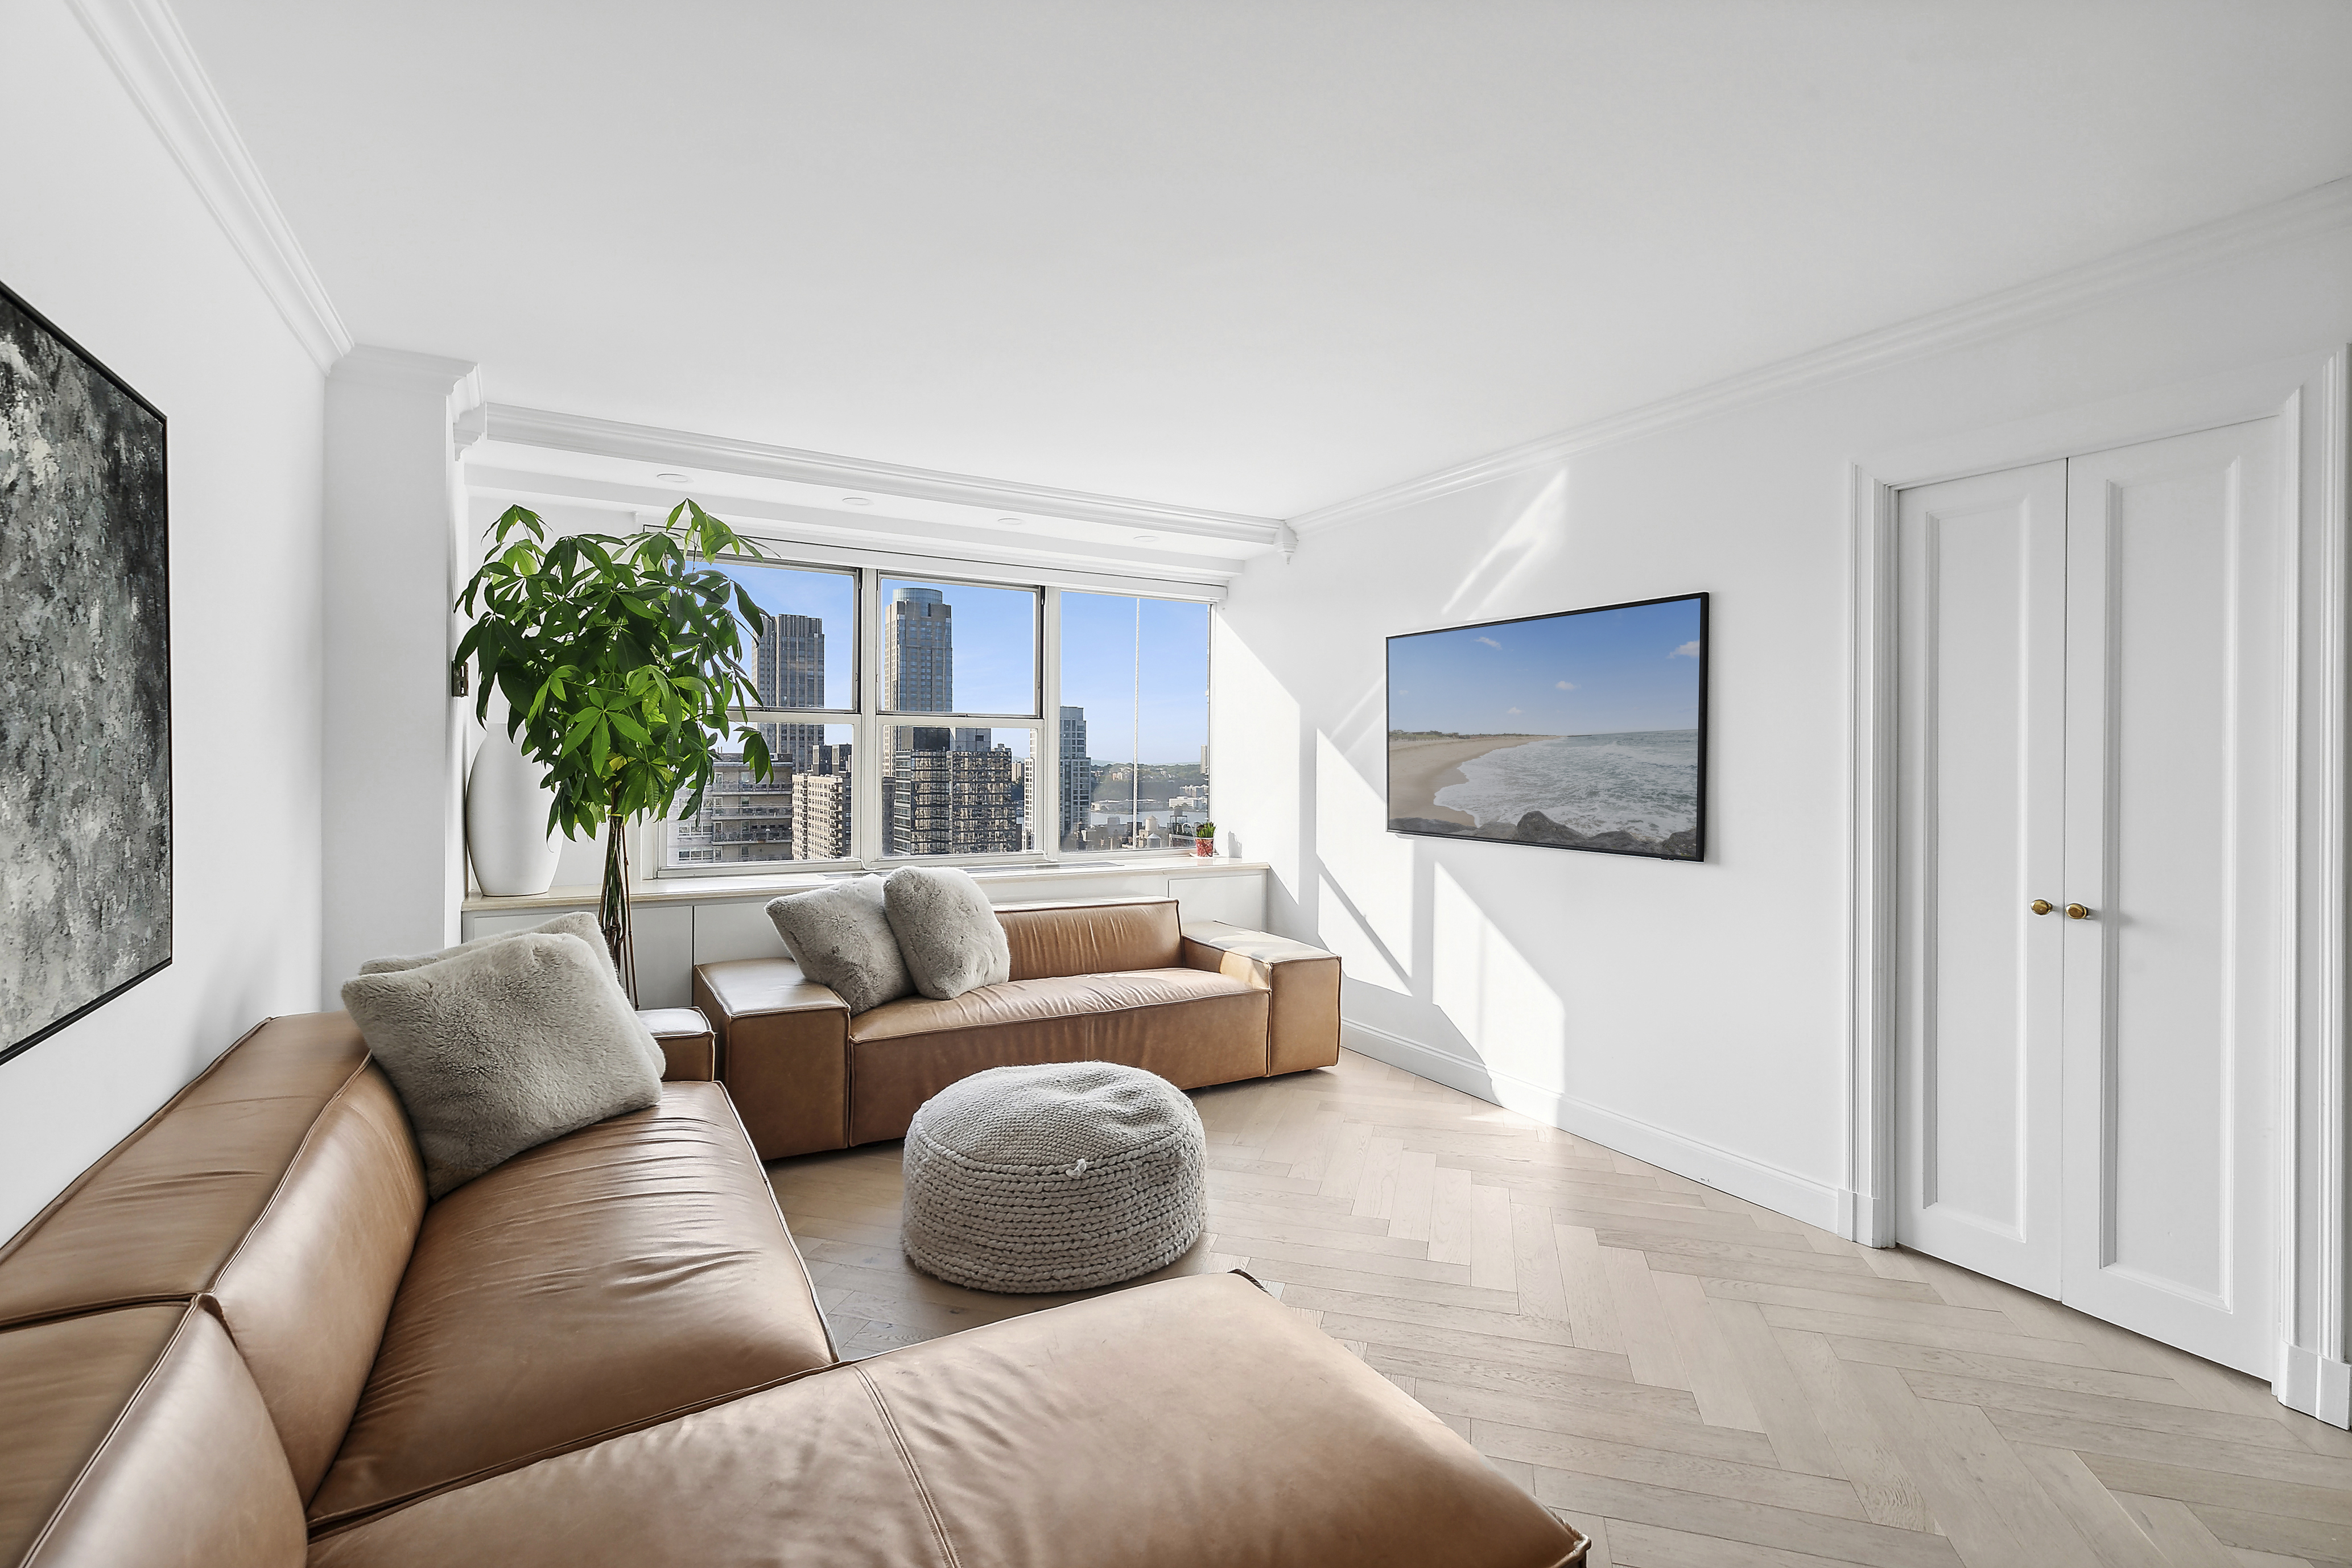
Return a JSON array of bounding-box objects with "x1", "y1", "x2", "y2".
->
[{"x1": 768, "y1": 1048, "x2": 2352, "y2": 1568}]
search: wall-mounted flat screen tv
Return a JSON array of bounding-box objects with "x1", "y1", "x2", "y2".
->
[{"x1": 1387, "y1": 592, "x2": 1707, "y2": 860}]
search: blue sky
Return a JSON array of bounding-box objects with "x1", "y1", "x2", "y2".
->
[
  {"x1": 1388, "y1": 596, "x2": 1703, "y2": 736},
  {"x1": 705, "y1": 564, "x2": 1206, "y2": 760},
  {"x1": 709, "y1": 563, "x2": 1038, "y2": 713},
  {"x1": 1061, "y1": 593, "x2": 1208, "y2": 766},
  {"x1": 879, "y1": 575, "x2": 1036, "y2": 715},
  {"x1": 712, "y1": 560, "x2": 857, "y2": 703}
]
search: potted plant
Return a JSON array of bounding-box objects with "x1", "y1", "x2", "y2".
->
[
  {"x1": 454, "y1": 500, "x2": 775, "y2": 999},
  {"x1": 1192, "y1": 820, "x2": 1216, "y2": 858}
]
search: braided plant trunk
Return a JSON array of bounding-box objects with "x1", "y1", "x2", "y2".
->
[{"x1": 599, "y1": 793, "x2": 637, "y2": 1003}]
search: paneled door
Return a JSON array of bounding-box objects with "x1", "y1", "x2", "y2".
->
[
  {"x1": 1896, "y1": 419, "x2": 2284, "y2": 1376},
  {"x1": 1895, "y1": 460, "x2": 2069, "y2": 1298}
]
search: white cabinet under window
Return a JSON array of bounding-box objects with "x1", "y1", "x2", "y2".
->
[{"x1": 1895, "y1": 418, "x2": 2285, "y2": 1376}]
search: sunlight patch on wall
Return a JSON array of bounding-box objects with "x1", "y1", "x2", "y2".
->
[
  {"x1": 1440, "y1": 468, "x2": 1569, "y2": 625},
  {"x1": 1208, "y1": 616, "x2": 1301, "y2": 896},
  {"x1": 1313, "y1": 730, "x2": 1414, "y2": 993},
  {"x1": 1432, "y1": 864, "x2": 1565, "y2": 1084},
  {"x1": 1316, "y1": 874, "x2": 1410, "y2": 993}
]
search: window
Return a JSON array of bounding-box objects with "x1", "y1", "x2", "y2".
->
[
  {"x1": 674, "y1": 724, "x2": 855, "y2": 865},
  {"x1": 874, "y1": 576, "x2": 1039, "y2": 860},
  {"x1": 1057, "y1": 593, "x2": 1210, "y2": 853},
  {"x1": 877, "y1": 577, "x2": 1037, "y2": 719},
  {"x1": 659, "y1": 549, "x2": 1203, "y2": 874},
  {"x1": 707, "y1": 561, "x2": 857, "y2": 715},
  {"x1": 668, "y1": 559, "x2": 861, "y2": 868},
  {"x1": 880, "y1": 724, "x2": 1035, "y2": 857}
]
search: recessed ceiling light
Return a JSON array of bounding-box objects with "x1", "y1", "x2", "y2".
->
[
  {"x1": 1132, "y1": 533, "x2": 1160, "y2": 543},
  {"x1": 997, "y1": 517, "x2": 1025, "y2": 527},
  {"x1": 654, "y1": 471, "x2": 689, "y2": 483},
  {"x1": 841, "y1": 495, "x2": 872, "y2": 507}
]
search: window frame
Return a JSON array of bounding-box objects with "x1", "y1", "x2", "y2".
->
[{"x1": 655, "y1": 543, "x2": 1210, "y2": 878}]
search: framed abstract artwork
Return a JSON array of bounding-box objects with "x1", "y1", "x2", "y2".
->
[
  {"x1": 1, "y1": 280, "x2": 171, "y2": 1062},
  {"x1": 1387, "y1": 592, "x2": 1707, "y2": 861}
]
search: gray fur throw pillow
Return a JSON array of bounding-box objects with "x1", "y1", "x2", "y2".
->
[
  {"x1": 766, "y1": 875, "x2": 914, "y2": 1014},
  {"x1": 356, "y1": 910, "x2": 661, "y2": 1076},
  {"x1": 884, "y1": 866, "x2": 1010, "y2": 1001},
  {"x1": 361, "y1": 910, "x2": 608, "y2": 975},
  {"x1": 340, "y1": 932, "x2": 662, "y2": 1199}
]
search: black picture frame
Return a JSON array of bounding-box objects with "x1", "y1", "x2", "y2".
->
[
  {"x1": 1385, "y1": 592, "x2": 1708, "y2": 861},
  {"x1": 1, "y1": 278, "x2": 172, "y2": 1063}
]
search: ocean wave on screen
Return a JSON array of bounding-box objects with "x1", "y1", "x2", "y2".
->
[{"x1": 1434, "y1": 731, "x2": 1698, "y2": 837}]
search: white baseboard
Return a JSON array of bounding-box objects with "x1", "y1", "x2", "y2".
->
[
  {"x1": 2278, "y1": 1343, "x2": 2352, "y2": 1429},
  {"x1": 1340, "y1": 1019, "x2": 1845, "y2": 1233},
  {"x1": 1841, "y1": 1189, "x2": 1894, "y2": 1249}
]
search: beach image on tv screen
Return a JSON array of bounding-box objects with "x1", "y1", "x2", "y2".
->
[{"x1": 1387, "y1": 595, "x2": 1705, "y2": 860}]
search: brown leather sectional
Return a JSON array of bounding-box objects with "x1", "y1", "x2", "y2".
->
[
  {"x1": 1, "y1": 1002, "x2": 1586, "y2": 1567},
  {"x1": 698, "y1": 895, "x2": 1346, "y2": 1157}
]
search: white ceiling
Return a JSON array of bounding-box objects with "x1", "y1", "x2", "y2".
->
[{"x1": 174, "y1": 0, "x2": 2352, "y2": 519}]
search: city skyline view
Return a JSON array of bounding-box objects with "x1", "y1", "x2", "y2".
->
[
  {"x1": 672, "y1": 562, "x2": 1211, "y2": 864},
  {"x1": 702, "y1": 561, "x2": 1207, "y2": 759}
]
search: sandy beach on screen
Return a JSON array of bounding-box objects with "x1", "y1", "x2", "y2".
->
[{"x1": 1387, "y1": 735, "x2": 1552, "y2": 827}]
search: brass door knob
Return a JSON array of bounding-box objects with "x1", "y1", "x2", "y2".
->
[
  {"x1": 2066, "y1": 903, "x2": 2091, "y2": 919},
  {"x1": 2029, "y1": 899, "x2": 2054, "y2": 915}
]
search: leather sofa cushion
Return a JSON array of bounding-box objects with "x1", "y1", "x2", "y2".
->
[
  {"x1": 306, "y1": 1083, "x2": 836, "y2": 1529},
  {"x1": 0, "y1": 1014, "x2": 425, "y2": 1503},
  {"x1": 1, "y1": 1303, "x2": 307, "y2": 1568},
  {"x1": 1181, "y1": 920, "x2": 1344, "y2": 1076},
  {"x1": 845, "y1": 969, "x2": 1268, "y2": 1144},
  {"x1": 0, "y1": 1013, "x2": 391, "y2": 1327},
  {"x1": 1000, "y1": 897, "x2": 1181, "y2": 981},
  {"x1": 209, "y1": 1064, "x2": 425, "y2": 1500},
  {"x1": 695, "y1": 960, "x2": 851, "y2": 1159},
  {"x1": 637, "y1": 1007, "x2": 716, "y2": 1081},
  {"x1": 304, "y1": 1273, "x2": 1584, "y2": 1568}
]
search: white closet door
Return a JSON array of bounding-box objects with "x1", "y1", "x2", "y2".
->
[
  {"x1": 1895, "y1": 460, "x2": 2069, "y2": 1295},
  {"x1": 2058, "y1": 419, "x2": 2283, "y2": 1375}
]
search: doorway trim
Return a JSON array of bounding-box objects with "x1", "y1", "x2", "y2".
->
[{"x1": 1843, "y1": 346, "x2": 2352, "y2": 1424}]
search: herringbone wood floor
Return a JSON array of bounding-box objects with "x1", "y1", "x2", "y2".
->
[{"x1": 769, "y1": 1049, "x2": 2352, "y2": 1567}]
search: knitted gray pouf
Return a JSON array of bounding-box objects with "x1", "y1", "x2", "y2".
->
[{"x1": 901, "y1": 1061, "x2": 1207, "y2": 1294}]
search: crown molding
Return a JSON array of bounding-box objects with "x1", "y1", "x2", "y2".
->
[
  {"x1": 1291, "y1": 175, "x2": 2352, "y2": 538},
  {"x1": 330, "y1": 345, "x2": 480, "y2": 399},
  {"x1": 480, "y1": 404, "x2": 1284, "y2": 548},
  {"x1": 68, "y1": 0, "x2": 353, "y2": 373},
  {"x1": 465, "y1": 466, "x2": 1247, "y2": 589}
]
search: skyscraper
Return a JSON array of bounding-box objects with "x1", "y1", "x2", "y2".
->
[
  {"x1": 1059, "y1": 705, "x2": 1092, "y2": 851},
  {"x1": 791, "y1": 742, "x2": 852, "y2": 861},
  {"x1": 891, "y1": 731, "x2": 1021, "y2": 856},
  {"x1": 882, "y1": 585, "x2": 1014, "y2": 853},
  {"x1": 884, "y1": 585, "x2": 987, "y2": 753},
  {"x1": 882, "y1": 587, "x2": 949, "y2": 712},
  {"x1": 687, "y1": 756, "x2": 794, "y2": 861},
  {"x1": 755, "y1": 613, "x2": 824, "y2": 771}
]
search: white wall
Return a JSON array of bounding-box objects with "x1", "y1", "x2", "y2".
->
[
  {"x1": 320, "y1": 350, "x2": 476, "y2": 993},
  {"x1": 1215, "y1": 220, "x2": 2352, "y2": 1229},
  {"x1": 0, "y1": 0, "x2": 326, "y2": 1237}
]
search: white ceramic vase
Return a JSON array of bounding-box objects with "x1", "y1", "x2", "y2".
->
[{"x1": 466, "y1": 726, "x2": 562, "y2": 897}]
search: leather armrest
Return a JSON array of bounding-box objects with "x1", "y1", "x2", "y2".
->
[
  {"x1": 1179, "y1": 921, "x2": 1342, "y2": 1075},
  {"x1": 694, "y1": 960, "x2": 851, "y2": 1160},
  {"x1": 637, "y1": 1006, "x2": 717, "y2": 1082}
]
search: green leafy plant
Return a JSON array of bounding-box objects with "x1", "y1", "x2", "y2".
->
[{"x1": 454, "y1": 500, "x2": 774, "y2": 995}]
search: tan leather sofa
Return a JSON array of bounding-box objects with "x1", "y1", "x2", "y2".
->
[
  {"x1": 0, "y1": 1008, "x2": 1586, "y2": 1567},
  {"x1": 696, "y1": 895, "x2": 1343, "y2": 1158}
]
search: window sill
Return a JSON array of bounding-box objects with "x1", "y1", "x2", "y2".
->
[{"x1": 460, "y1": 856, "x2": 1268, "y2": 913}]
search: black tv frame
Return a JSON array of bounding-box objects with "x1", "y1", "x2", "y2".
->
[{"x1": 1384, "y1": 591, "x2": 1708, "y2": 862}]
